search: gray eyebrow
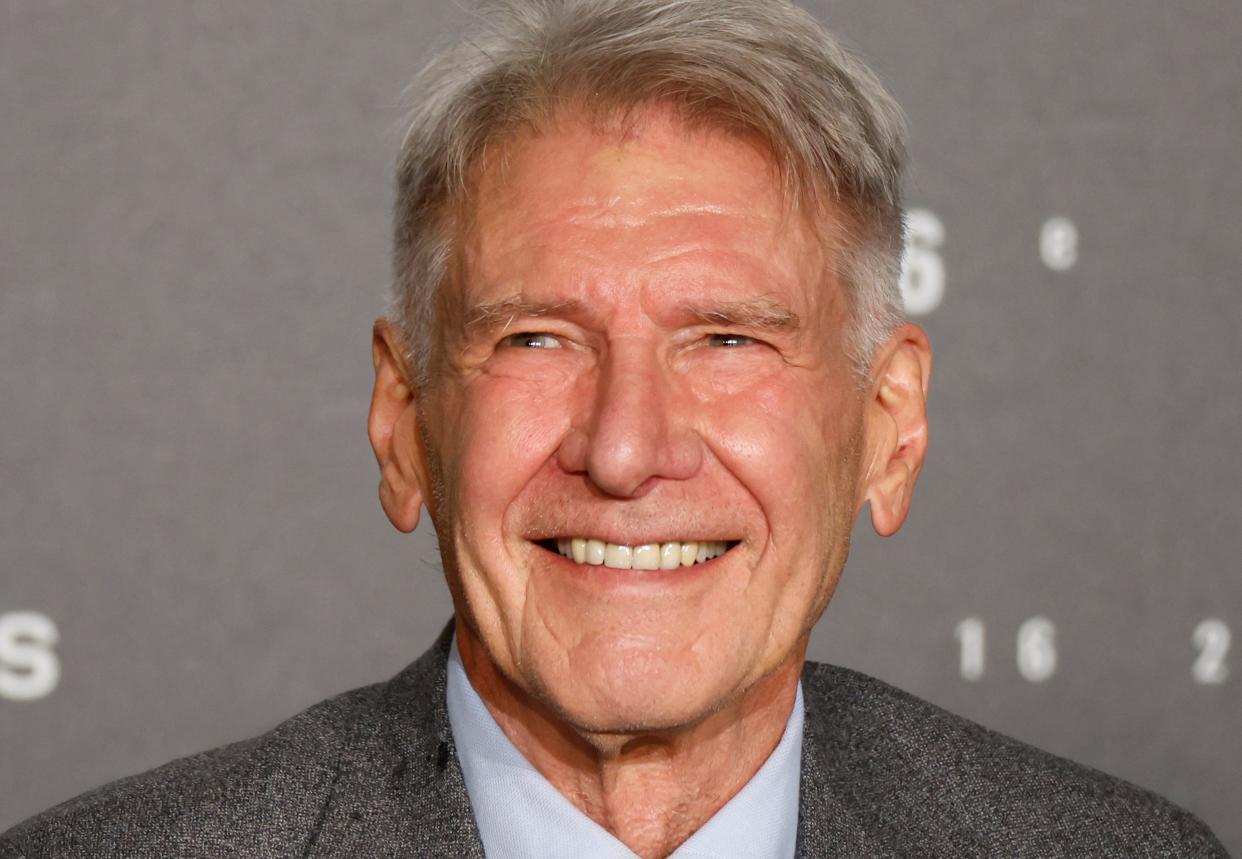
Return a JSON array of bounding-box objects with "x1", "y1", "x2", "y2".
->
[
  {"x1": 685, "y1": 298, "x2": 801, "y2": 332},
  {"x1": 461, "y1": 295, "x2": 800, "y2": 336},
  {"x1": 462, "y1": 297, "x2": 584, "y2": 337}
]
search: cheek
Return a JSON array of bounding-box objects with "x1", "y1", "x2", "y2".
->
[
  {"x1": 693, "y1": 369, "x2": 838, "y2": 506},
  {"x1": 451, "y1": 371, "x2": 573, "y2": 518},
  {"x1": 436, "y1": 369, "x2": 580, "y2": 658},
  {"x1": 695, "y1": 367, "x2": 861, "y2": 578}
]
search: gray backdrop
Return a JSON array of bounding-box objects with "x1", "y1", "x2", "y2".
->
[{"x1": 2, "y1": 1, "x2": 1239, "y2": 852}]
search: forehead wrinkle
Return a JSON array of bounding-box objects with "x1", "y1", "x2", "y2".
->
[
  {"x1": 471, "y1": 139, "x2": 788, "y2": 247},
  {"x1": 459, "y1": 116, "x2": 839, "y2": 340},
  {"x1": 463, "y1": 221, "x2": 819, "y2": 337},
  {"x1": 558, "y1": 199, "x2": 753, "y2": 230}
]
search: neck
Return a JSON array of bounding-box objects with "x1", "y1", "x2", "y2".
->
[{"x1": 455, "y1": 620, "x2": 805, "y2": 859}]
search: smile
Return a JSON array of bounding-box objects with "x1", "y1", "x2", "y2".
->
[{"x1": 540, "y1": 538, "x2": 739, "y2": 570}]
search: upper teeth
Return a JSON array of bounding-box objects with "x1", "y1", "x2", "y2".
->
[{"x1": 553, "y1": 538, "x2": 731, "y2": 570}]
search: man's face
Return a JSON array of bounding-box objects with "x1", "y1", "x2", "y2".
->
[{"x1": 411, "y1": 110, "x2": 877, "y2": 732}]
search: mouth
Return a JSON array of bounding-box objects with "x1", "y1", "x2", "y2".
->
[{"x1": 535, "y1": 537, "x2": 740, "y2": 570}]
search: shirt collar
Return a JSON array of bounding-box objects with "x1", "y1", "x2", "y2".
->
[{"x1": 446, "y1": 635, "x2": 803, "y2": 859}]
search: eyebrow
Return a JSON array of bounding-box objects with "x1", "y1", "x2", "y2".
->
[
  {"x1": 462, "y1": 297, "x2": 585, "y2": 338},
  {"x1": 684, "y1": 298, "x2": 801, "y2": 332},
  {"x1": 461, "y1": 294, "x2": 801, "y2": 337}
]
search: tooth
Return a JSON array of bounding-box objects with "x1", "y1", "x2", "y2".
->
[
  {"x1": 571, "y1": 538, "x2": 587, "y2": 563},
  {"x1": 681, "y1": 542, "x2": 698, "y2": 567},
  {"x1": 604, "y1": 543, "x2": 633, "y2": 569},
  {"x1": 633, "y1": 544, "x2": 660, "y2": 570},
  {"x1": 660, "y1": 542, "x2": 681, "y2": 570},
  {"x1": 557, "y1": 538, "x2": 570, "y2": 557},
  {"x1": 696, "y1": 543, "x2": 709, "y2": 564},
  {"x1": 586, "y1": 539, "x2": 606, "y2": 565}
]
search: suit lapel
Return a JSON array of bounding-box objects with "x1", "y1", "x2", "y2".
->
[
  {"x1": 796, "y1": 664, "x2": 896, "y2": 859},
  {"x1": 305, "y1": 623, "x2": 487, "y2": 858}
]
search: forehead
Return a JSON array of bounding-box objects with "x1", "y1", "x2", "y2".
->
[{"x1": 453, "y1": 108, "x2": 836, "y2": 313}]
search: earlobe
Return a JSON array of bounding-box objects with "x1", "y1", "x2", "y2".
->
[
  {"x1": 368, "y1": 319, "x2": 427, "y2": 533},
  {"x1": 861, "y1": 324, "x2": 932, "y2": 537}
]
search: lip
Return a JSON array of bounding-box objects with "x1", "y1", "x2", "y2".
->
[
  {"x1": 524, "y1": 532, "x2": 743, "y2": 547},
  {"x1": 529, "y1": 538, "x2": 738, "y2": 585}
]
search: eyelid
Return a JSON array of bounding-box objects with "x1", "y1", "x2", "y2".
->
[
  {"x1": 705, "y1": 331, "x2": 758, "y2": 347},
  {"x1": 498, "y1": 331, "x2": 564, "y2": 349}
]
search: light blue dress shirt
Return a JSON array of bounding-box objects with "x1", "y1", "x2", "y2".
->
[{"x1": 446, "y1": 637, "x2": 804, "y2": 859}]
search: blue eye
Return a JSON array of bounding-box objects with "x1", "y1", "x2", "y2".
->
[
  {"x1": 500, "y1": 332, "x2": 562, "y2": 349},
  {"x1": 707, "y1": 333, "x2": 753, "y2": 348}
]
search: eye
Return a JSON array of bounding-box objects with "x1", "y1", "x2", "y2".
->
[
  {"x1": 706, "y1": 332, "x2": 755, "y2": 348},
  {"x1": 499, "y1": 332, "x2": 563, "y2": 349}
]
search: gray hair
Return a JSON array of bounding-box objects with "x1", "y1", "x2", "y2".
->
[{"x1": 391, "y1": 0, "x2": 908, "y2": 385}]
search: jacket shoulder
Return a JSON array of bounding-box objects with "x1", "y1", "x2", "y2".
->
[
  {"x1": 800, "y1": 661, "x2": 1228, "y2": 857},
  {"x1": 0, "y1": 679, "x2": 388, "y2": 859}
]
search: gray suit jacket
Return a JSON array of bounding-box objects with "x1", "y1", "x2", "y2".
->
[{"x1": 2, "y1": 623, "x2": 1229, "y2": 858}]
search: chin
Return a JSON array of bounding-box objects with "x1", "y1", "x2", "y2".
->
[{"x1": 529, "y1": 633, "x2": 746, "y2": 735}]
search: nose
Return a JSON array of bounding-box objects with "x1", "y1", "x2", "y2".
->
[{"x1": 557, "y1": 339, "x2": 703, "y2": 498}]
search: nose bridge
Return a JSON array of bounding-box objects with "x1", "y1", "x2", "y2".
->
[
  {"x1": 583, "y1": 335, "x2": 699, "y2": 497},
  {"x1": 597, "y1": 338, "x2": 663, "y2": 440}
]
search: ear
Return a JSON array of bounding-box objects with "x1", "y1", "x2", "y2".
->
[
  {"x1": 858, "y1": 323, "x2": 932, "y2": 537},
  {"x1": 368, "y1": 319, "x2": 427, "y2": 533}
]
